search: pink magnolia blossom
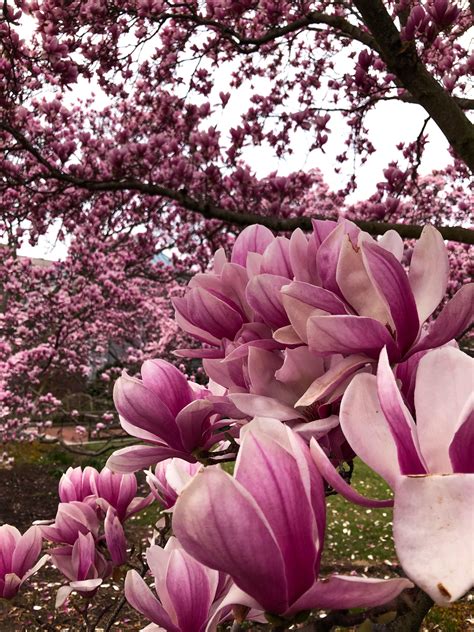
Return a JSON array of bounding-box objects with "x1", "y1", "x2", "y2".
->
[
  {"x1": 173, "y1": 418, "x2": 412, "y2": 617},
  {"x1": 51, "y1": 532, "x2": 112, "y2": 608},
  {"x1": 0, "y1": 525, "x2": 48, "y2": 599},
  {"x1": 146, "y1": 459, "x2": 201, "y2": 509},
  {"x1": 40, "y1": 501, "x2": 100, "y2": 545},
  {"x1": 58, "y1": 466, "x2": 98, "y2": 503},
  {"x1": 106, "y1": 359, "x2": 232, "y2": 473},
  {"x1": 125, "y1": 537, "x2": 232, "y2": 632},
  {"x1": 312, "y1": 346, "x2": 473, "y2": 604},
  {"x1": 90, "y1": 467, "x2": 153, "y2": 521},
  {"x1": 277, "y1": 222, "x2": 472, "y2": 406}
]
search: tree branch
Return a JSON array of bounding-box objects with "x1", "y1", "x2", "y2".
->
[
  {"x1": 297, "y1": 588, "x2": 433, "y2": 632},
  {"x1": 2, "y1": 122, "x2": 473, "y2": 244},
  {"x1": 352, "y1": 0, "x2": 474, "y2": 172},
  {"x1": 151, "y1": 10, "x2": 380, "y2": 53},
  {"x1": 399, "y1": 94, "x2": 474, "y2": 110}
]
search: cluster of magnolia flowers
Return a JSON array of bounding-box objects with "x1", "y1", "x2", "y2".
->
[{"x1": 1, "y1": 219, "x2": 472, "y2": 630}]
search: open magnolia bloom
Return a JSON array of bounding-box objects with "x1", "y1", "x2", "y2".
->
[
  {"x1": 173, "y1": 417, "x2": 412, "y2": 619},
  {"x1": 107, "y1": 359, "x2": 233, "y2": 473},
  {"x1": 275, "y1": 223, "x2": 473, "y2": 408},
  {"x1": 311, "y1": 346, "x2": 473, "y2": 605}
]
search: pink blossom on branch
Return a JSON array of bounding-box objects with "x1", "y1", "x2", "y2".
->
[{"x1": 125, "y1": 537, "x2": 234, "y2": 632}]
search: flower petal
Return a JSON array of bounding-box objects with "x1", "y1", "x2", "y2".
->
[
  {"x1": 173, "y1": 467, "x2": 288, "y2": 614},
  {"x1": 393, "y1": 474, "x2": 474, "y2": 604},
  {"x1": 408, "y1": 225, "x2": 449, "y2": 323},
  {"x1": 336, "y1": 235, "x2": 393, "y2": 324},
  {"x1": 229, "y1": 394, "x2": 300, "y2": 421},
  {"x1": 307, "y1": 315, "x2": 398, "y2": 360},
  {"x1": 362, "y1": 241, "x2": 419, "y2": 354},
  {"x1": 231, "y1": 225, "x2": 274, "y2": 267},
  {"x1": 246, "y1": 274, "x2": 290, "y2": 329},
  {"x1": 175, "y1": 399, "x2": 214, "y2": 452},
  {"x1": 292, "y1": 416, "x2": 340, "y2": 441},
  {"x1": 296, "y1": 355, "x2": 371, "y2": 407},
  {"x1": 449, "y1": 399, "x2": 474, "y2": 473},
  {"x1": 141, "y1": 360, "x2": 193, "y2": 417},
  {"x1": 415, "y1": 346, "x2": 473, "y2": 473},
  {"x1": 287, "y1": 575, "x2": 413, "y2": 614},
  {"x1": 340, "y1": 373, "x2": 400, "y2": 487},
  {"x1": 11, "y1": 526, "x2": 42, "y2": 579},
  {"x1": 106, "y1": 446, "x2": 190, "y2": 474},
  {"x1": 377, "y1": 349, "x2": 426, "y2": 475},
  {"x1": 125, "y1": 570, "x2": 179, "y2": 631},
  {"x1": 378, "y1": 230, "x2": 404, "y2": 261},
  {"x1": 261, "y1": 236, "x2": 292, "y2": 277},
  {"x1": 310, "y1": 439, "x2": 393, "y2": 507},
  {"x1": 410, "y1": 284, "x2": 474, "y2": 354},
  {"x1": 165, "y1": 549, "x2": 214, "y2": 632}
]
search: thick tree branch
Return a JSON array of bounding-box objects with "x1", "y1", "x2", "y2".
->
[
  {"x1": 3, "y1": 122, "x2": 473, "y2": 244},
  {"x1": 399, "y1": 94, "x2": 474, "y2": 110},
  {"x1": 352, "y1": 0, "x2": 474, "y2": 172},
  {"x1": 151, "y1": 10, "x2": 380, "y2": 53}
]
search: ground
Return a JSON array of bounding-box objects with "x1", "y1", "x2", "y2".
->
[{"x1": 0, "y1": 442, "x2": 472, "y2": 631}]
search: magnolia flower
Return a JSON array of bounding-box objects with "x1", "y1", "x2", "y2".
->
[
  {"x1": 51, "y1": 532, "x2": 112, "y2": 607},
  {"x1": 0, "y1": 525, "x2": 48, "y2": 599},
  {"x1": 276, "y1": 223, "x2": 472, "y2": 404},
  {"x1": 40, "y1": 501, "x2": 100, "y2": 545},
  {"x1": 146, "y1": 459, "x2": 201, "y2": 509},
  {"x1": 58, "y1": 466, "x2": 98, "y2": 503},
  {"x1": 125, "y1": 537, "x2": 232, "y2": 632},
  {"x1": 90, "y1": 467, "x2": 152, "y2": 521},
  {"x1": 312, "y1": 346, "x2": 473, "y2": 604},
  {"x1": 173, "y1": 418, "x2": 412, "y2": 617},
  {"x1": 173, "y1": 225, "x2": 275, "y2": 357},
  {"x1": 107, "y1": 359, "x2": 230, "y2": 473}
]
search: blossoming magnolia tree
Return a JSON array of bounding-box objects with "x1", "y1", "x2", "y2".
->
[
  {"x1": 0, "y1": 0, "x2": 473, "y2": 630},
  {"x1": 2, "y1": 221, "x2": 473, "y2": 631},
  {"x1": 0, "y1": 0, "x2": 473, "y2": 438}
]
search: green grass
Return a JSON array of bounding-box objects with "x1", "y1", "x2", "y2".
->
[{"x1": 322, "y1": 458, "x2": 396, "y2": 564}]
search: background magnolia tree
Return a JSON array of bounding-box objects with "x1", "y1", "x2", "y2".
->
[{"x1": 0, "y1": 0, "x2": 472, "y2": 436}]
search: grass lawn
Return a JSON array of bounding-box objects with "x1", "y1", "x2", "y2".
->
[{"x1": 323, "y1": 459, "x2": 395, "y2": 565}]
